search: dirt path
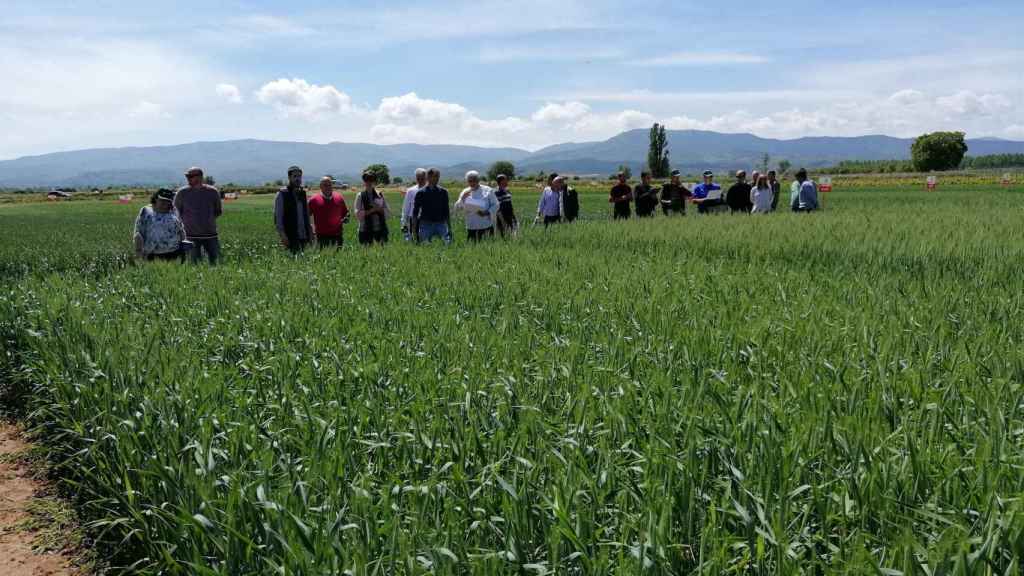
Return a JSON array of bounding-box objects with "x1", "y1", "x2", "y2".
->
[{"x1": 0, "y1": 423, "x2": 81, "y2": 576}]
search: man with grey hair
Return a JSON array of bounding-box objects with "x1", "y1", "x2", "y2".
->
[
  {"x1": 401, "y1": 168, "x2": 427, "y2": 241},
  {"x1": 455, "y1": 170, "x2": 499, "y2": 241}
]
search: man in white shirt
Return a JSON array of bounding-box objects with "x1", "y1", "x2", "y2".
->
[
  {"x1": 401, "y1": 168, "x2": 428, "y2": 241},
  {"x1": 454, "y1": 170, "x2": 499, "y2": 241}
]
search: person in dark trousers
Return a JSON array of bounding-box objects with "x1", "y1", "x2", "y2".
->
[
  {"x1": 609, "y1": 172, "x2": 633, "y2": 219},
  {"x1": 692, "y1": 170, "x2": 724, "y2": 214},
  {"x1": 355, "y1": 170, "x2": 391, "y2": 245},
  {"x1": 493, "y1": 174, "x2": 518, "y2": 237},
  {"x1": 134, "y1": 188, "x2": 188, "y2": 262},
  {"x1": 308, "y1": 176, "x2": 349, "y2": 248},
  {"x1": 535, "y1": 173, "x2": 562, "y2": 227},
  {"x1": 767, "y1": 170, "x2": 782, "y2": 211},
  {"x1": 790, "y1": 168, "x2": 820, "y2": 212},
  {"x1": 726, "y1": 170, "x2": 753, "y2": 213},
  {"x1": 660, "y1": 170, "x2": 691, "y2": 216},
  {"x1": 274, "y1": 166, "x2": 313, "y2": 253},
  {"x1": 412, "y1": 168, "x2": 451, "y2": 244},
  {"x1": 174, "y1": 166, "x2": 222, "y2": 264},
  {"x1": 561, "y1": 177, "x2": 579, "y2": 222},
  {"x1": 634, "y1": 171, "x2": 659, "y2": 218}
]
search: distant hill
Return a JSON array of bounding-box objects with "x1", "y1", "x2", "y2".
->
[
  {"x1": 0, "y1": 140, "x2": 531, "y2": 188},
  {"x1": 3, "y1": 131, "x2": 1024, "y2": 187},
  {"x1": 517, "y1": 130, "x2": 1024, "y2": 175}
]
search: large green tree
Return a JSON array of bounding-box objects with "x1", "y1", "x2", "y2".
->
[
  {"x1": 911, "y1": 132, "x2": 968, "y2": 172},
  {"x1": 487, "y1": 160, "x2": 516, "y2": 181},
  {"x1": 647, "y1": 123, "x2": 670, "y2": 178},
  {"x1": 364, "y1": 164, "x2": 391, "y2": 185}
]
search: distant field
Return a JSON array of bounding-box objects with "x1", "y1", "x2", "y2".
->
[{"x1": 1, "y1": 184, "x2": 1023, "y2": 573}]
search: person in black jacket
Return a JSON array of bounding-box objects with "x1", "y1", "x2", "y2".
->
[
  {"x1": 609, "y1": 172, "x2": 633, "y2": 219},
  {"x1": 725, "y1": 170, "x2": 753, "y2": 213},
  {"x1": 660, "y1": 170, "x2": 691, "y2": 216},
  {"x1": 560, "y1": 176, "x2": 579, "y2": 222},
  {"x1": 274, "y1": 165, "x2": 313, "y2": 253},
  {"x1": 767, "y1": 170, "x2": 782, "y2": 211},
  {"x1": 634, "y1": 171, "x2": 659, "y2": 218}
]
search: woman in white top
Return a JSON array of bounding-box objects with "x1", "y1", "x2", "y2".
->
[
  {"x1": 454, "y1": 171, "x2": 499, "y2": 242},
  {"x1": 750, "y1": 174, "x2": 774, "y2": 214},
  {"x1": 134, "y1": 189, "x2": 187, "y2": 261}
]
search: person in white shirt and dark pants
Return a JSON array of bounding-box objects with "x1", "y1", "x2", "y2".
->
[{"x1": 454, "y1": 171, "x2": 499, "y2": 241}]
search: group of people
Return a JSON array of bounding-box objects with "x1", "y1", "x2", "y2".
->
[{"x1": 132, "y1": 164, "x2": 821, "y2": 262}]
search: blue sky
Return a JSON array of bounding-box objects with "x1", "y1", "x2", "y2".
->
[{"x1": 2, "y1": 0, "x2": 1022, "y2": 159}]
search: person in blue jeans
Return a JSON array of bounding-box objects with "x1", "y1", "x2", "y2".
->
[
  {"x1": 173, "y1": 166, "x2": 222, "y2": 264},
  {"x1": 412, "y1": 168, "x2": 452, "y2": 244}
]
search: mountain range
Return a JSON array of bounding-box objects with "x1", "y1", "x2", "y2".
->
[{"x1": 3, "y1": 130, "x2": 1023, "y2": 188}]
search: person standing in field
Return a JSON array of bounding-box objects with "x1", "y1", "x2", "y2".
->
[
  {"x1": 134, "y1": 188, "x2": 188, "y2": 262},
  {"x1": 726, "y1": 170, "x2": 753, "y2": 213},
  {"x1": 561, "y1": 177, "x2": 580, "y2": 222},
  {"x1": 274, "y1": 166, "x2": 313, "y2": 253},
  {"x1": 308, "y1": 176, "x2": 349, "y2": 248},
  {"x1": 767, "y1": 170, "x2": 781, "y2": 211},
  {"x1": 174, "y1": 166, "x2": 222, "y2": 264},
  {"x1": 412, "y1": 168, "x2": 451, "y2": 244},
  {"x1": 660, "y1": 169, "x2": 691, "y2": 216},
  {"x1": 401, "y1": 168, "x2": 427, "y2": 241},
  {"x1": 355, "y1": 170, "x2": 391, "y2": 245},
  {"x1": 493, "y1": 174, "x2": 518, "y2": 237},
  {"x1": 790, "y1": 168, "x2": 820, "y2": 212},
  {"x1": 634, "y1": 171, "x2": 659, "y2": 218},
  {"x1": 455, "y1": 170, "x2": 499, "y2": 241},
  {"x1": 750, "y1": 174, "x2": 774, "y2": 214},
  {"x1": 536, "y1": 173, "x2": 563, "y2": 227},
  {"x1": 609, "y1": 172, "x2": 633, "y2": 219},
  {"x1": 692, "y1": 170, "x2": 724, "y2": 214}
]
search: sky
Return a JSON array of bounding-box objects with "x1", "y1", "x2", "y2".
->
[{"x1": 2, "y1": 0, "x2": 1023, "y2": 159}]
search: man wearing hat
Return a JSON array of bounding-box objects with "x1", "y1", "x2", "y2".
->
[
  {"x1": 691, "y1": 170, "x2": 723, "y2": 214},
  {"x1": 660, "y1": 170, "x2": 691, "y2": 216},
  {"x1": 274, "y1": 166, "x2": 313, "y2": 253},
  {"x1": 174, "y1": 167, "x2": 222, "y2": 263}
]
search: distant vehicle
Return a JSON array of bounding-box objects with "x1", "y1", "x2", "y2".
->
[{"x1": 47, "y1": 190, "x2": 72, "y2": 200}]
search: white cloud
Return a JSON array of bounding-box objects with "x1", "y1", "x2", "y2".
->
[
  {"x1": 376, "y1": 92, "x2": 469, "y2": 125},
  {"x1": 888, "y1": 89, "x2": 927, "y2": 106},
  {"x1": 572, "y1": 109, "x2": 656, "y2": 134},
  {"x1": 215, "y1": 83, "x2": 242, "y2": 104},
  {"x1": 256, "y1": 78, "x2": 353, "y2": 120},
  {"x1": 532, "y1": 101, "x2": 591, "y2": 124},
  {"x1": 127, "y1": 101, "x2": 171, "y2": 121},
  {"x1": 226, "y1": 14, "x2": 315, "y2": 38},
  {"x1": 935, "y1": 90, "x2": 1012, "y2": 116},
  {"x1": 370, "y1": 123, "x2": 430, "y2": 144},
  {"x1": 632, "y1": 51, "x2": 769, "y2": 67},
  {"x1": 478, "y1": 46, "x2": 624, "y2": 63},
  {"x1": 1004, "y1": 125, "x2": 1024, "y2": 138}
]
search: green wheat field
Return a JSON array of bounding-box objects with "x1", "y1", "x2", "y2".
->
[{"x1": 1, "y1": 183, "x2": 1023, "y2": 574}]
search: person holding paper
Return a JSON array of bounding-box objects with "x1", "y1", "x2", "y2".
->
[
  {"x1": 691, "y1": 170, "x2": 724, "y2": 214},
  {"x1": 455, "y1": 170, "x2": 499, "y2": 241}
]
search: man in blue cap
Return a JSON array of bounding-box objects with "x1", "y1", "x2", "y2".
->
[{"x1": 691, "y1": 170, "x2": 723, "y2": 214}]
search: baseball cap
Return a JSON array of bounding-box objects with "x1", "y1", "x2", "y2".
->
[
  {"x1": 670, "y1": 170, "x2": 681, "y2": 177},
  {"x1": 702, "y1": 170, "x2": 714, "y2": 178},
  {"x1": 156, "y1": 188, "x2": 175, "y2": 202},
  {"x1": 185, "y1": 167, "x2": 203, "y2": 177},
  {"x1": 287, "y1": 165, "x2": 303, "y2": 175}
]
